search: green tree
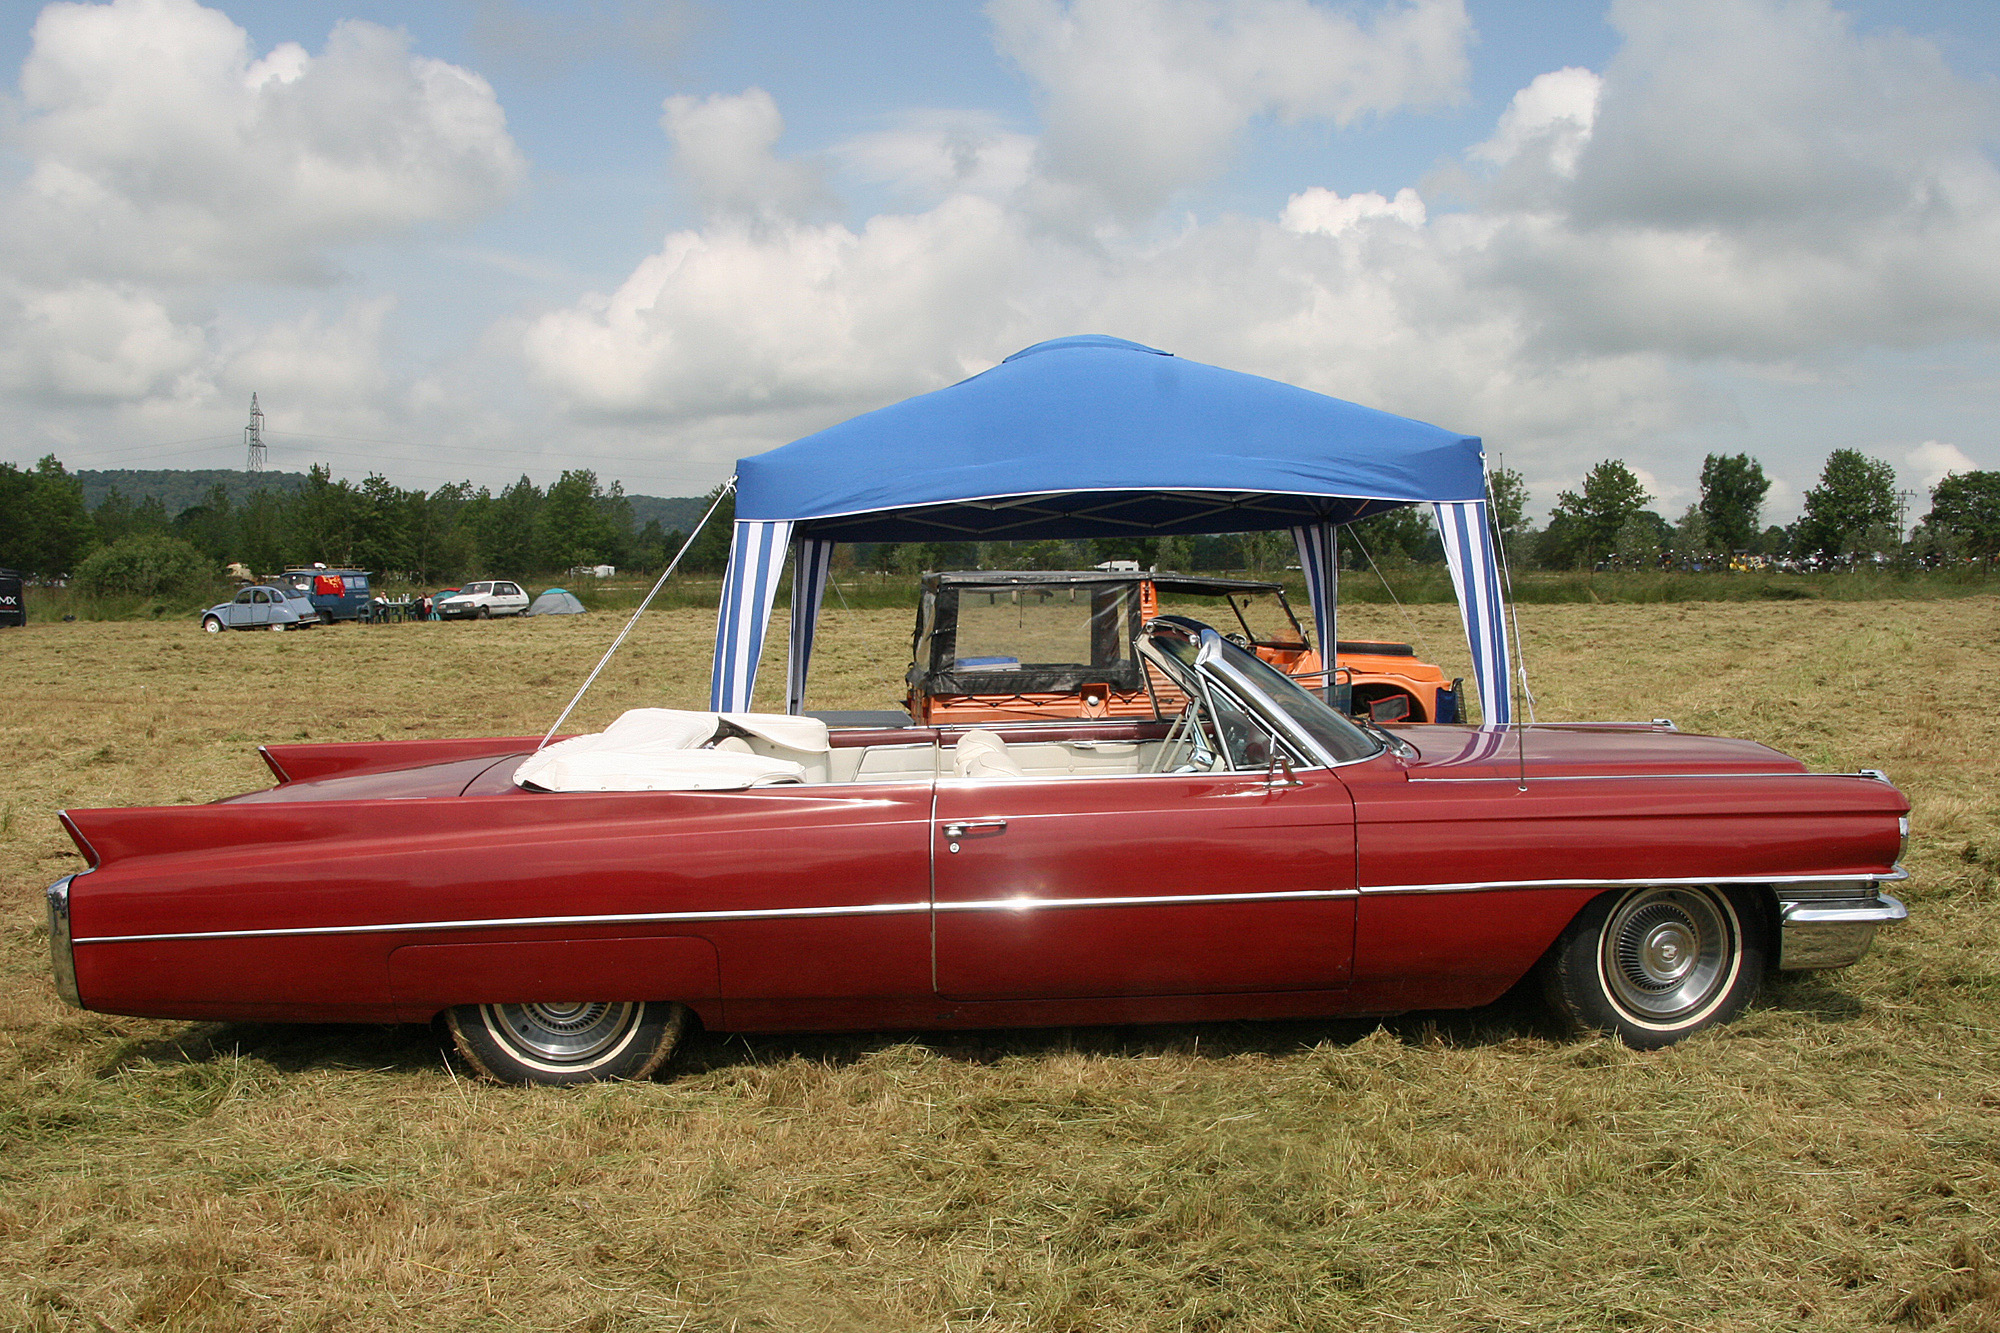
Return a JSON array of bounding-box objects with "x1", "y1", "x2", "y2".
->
[
  {"x1": 1540, "y1": 460, "x2": 1651, "y2": 569},
  {"x1": 0, "y1": 455, "x2": 97, "y2": 576},
  {"x1": 682, "y1": 484, "x2": 736, "y2": 574},
  {"x1": 1921, "y1": 471, "x2": 2000, "y2": 562},
  {"x1": 597, "y1": 479, "x2": 637, "y2": 567},
  {"x1": 1615, "y1": 513, "x2": 1666, "y2": 569},
  {"x1": 236, "y1": 489, "x2": 288, "y2": 574},
  {"x1": 286, "y1": 465, "x2": 363, "y2": 566},
  {"x1": 172, "y1": 483, "x2": 237, "y2": 564},
  {"x1": 635, "y1": 519, "x2": 670, "y2": 569},
  {"x1": 1487, "y1": 466, "x2": 1528, "y2": 534},
  {"x1": 1669, "y1": 504, "x2": 1715, "y2": 566},
  {"x1": 410, "y1": 482, "x2": 479, "y2": 584},
  {"x1": 1698, "y1": 454, "x2": 1770, "y2": 553},
  {"x1": 539, "y1": 469, "x2": 614, "y2": 570},
  {"x1": 1796, "y1": 450, "x2": 1898, "y2": 562},
  {"x1": 74, "y1": 533, "x2": 214, "y2": 600},
  {"x1": 482, "y1": 475, "x2": 545, "y2": 574},
  {"x1": 1343, "y1": 506, "x2": 1440, "y2": 569}
]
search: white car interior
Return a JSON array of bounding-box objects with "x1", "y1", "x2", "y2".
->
[{"x1": 512, "y1": 707, "x2": 1198, "y2": 792}]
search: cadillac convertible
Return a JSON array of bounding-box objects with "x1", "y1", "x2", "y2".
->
[{"x1": 46, "y1": 617, "x2": 1909, "y2": 1084}]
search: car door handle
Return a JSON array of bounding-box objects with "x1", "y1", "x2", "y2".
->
[{"x1": 942, "y1": 820, "x2": 1008, "y2": 838}]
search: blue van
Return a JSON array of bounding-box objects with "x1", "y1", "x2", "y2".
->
[{"x1": 278, "y1": 568, "x2": 372, "y2": 623}]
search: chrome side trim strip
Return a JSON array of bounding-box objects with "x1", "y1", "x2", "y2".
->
[
  {"x1": 70, "y1": 870, "x2": 1908, "y2": 945},
  {"x1": 71, "y1": 887, "x2": 1362, "y2": 945},
  {"x1": 74, "y1": 900, "x2": 935, "y2": 944},
  {"x1": 1363, "y1": 867, "x2": 1909, "y2": 896},
  {"x1": 46, "y1": 875, "x2": 80, "y2": 1007},
  {"x1": 1409, "y1": 770, "x2": 1850, "y2": 784},
  {"x1": 934, "y1": 889, "x2": 1359, "y2": 912}
]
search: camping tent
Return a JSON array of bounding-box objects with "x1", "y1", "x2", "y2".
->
[
  {"x1": 526, "y1": 588, "x2": 587, "y2": 616},
  {"x1": 709, "y1": 335, "x2": 1512, "y2": 722}
]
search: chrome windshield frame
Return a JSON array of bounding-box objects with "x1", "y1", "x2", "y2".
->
[{"x1": 1137, "y1": 617, "x2": 1385, "y2": 770}]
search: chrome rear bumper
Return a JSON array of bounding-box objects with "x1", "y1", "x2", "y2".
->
[
  {"x1": 46, "y1": 875, "x2": 80, "y2": 1007},
  {"x1": 1776, "y1": 880, "x2": 1908, "y2": 971}
]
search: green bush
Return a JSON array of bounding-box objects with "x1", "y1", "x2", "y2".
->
[{"x1": 74, "y1": 534, "x2": 217, "y2": 600}]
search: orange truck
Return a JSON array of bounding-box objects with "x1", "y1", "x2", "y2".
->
[{"x1": 906, "y1": 571, "x2": 1462, "y2": 726}]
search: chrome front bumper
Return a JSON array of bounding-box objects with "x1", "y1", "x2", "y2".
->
[
  {"x1": 1775, "y1": 876, "x2": 1908, "y2": 971},
  {"x1": 46, "y1": 875, "x2": 80, "y2": 1007}
]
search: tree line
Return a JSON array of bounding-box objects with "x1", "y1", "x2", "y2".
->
[
  {"x1": 3, "y1": 448, "x2": 1997, "y2": 596},
  {"x1": 0, "y1": 460, "x2": 693, "y2": 588},
  {"x1": 1529, "y1": 450, "x2": 2000, "y2": 571}
]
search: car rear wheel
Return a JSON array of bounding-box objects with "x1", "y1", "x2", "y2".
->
[
  {"x1": 318, "y1": 610, "x2": 333, "y2": 625},
  {"x1": 446, "y1": 1000, "x2": 688, "y2": 1084},
  {"x1": 202, "y1": 616, "x2": 223, "y2": 633},
  {"x1": 1540, "y1": 884, "x2": 1764, "y2": 1049},
  {"x1": 270, "y1": 621, "x2": 287, "y2": 632}
]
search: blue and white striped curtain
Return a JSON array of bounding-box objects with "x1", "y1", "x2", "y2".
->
[
  {"x1": 1434, "y1": 500, "x2": 1512, "y2": 725},
  {"x1": 1289, "y1": 523, "x2": 1339, "y2": 698},
  {"x1": 709, "y1": 519, "x2": 794, "y2": 712},
  {"x1": 786, "y1": 537, "x2": 836, "y2": 715}
]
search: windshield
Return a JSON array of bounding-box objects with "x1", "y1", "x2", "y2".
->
[{"x1": 1142, "y1": 620, "x2": 1380, "y2": 765}]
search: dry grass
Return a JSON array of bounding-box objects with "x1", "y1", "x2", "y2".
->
[{"x1": 2, "y1": 600, "x2": 1998, "y2": 1331}]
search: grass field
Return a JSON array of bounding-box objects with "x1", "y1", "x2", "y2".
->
[{"x1": 2, "y1": 599, "x2": 1997, "y2": 1331}]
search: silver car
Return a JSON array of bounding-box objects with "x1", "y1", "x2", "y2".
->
[{"x1": 200, "y1": 586, "x2": 317, "y2": 633}]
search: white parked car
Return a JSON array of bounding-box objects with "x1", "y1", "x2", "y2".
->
[{"x1": 436, "y1": 580, "x2": 530, "y2": 620}]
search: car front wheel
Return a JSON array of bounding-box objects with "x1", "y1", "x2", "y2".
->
[
  {"x1": 446, "y1": 1000, "x2": 688, "y2": 1084},
  {"x1": 202, "y1": 616, "x2": 223, "y2": 633},
  {"x1": 476, "y1": 606, "x2": 491, "y2": 619},
  {"x1": 1541, "y1": 884, "x2": 1764, "y2": 1049}
]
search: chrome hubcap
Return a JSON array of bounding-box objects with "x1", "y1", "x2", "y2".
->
[
  {"x1": 1602, "y1": 890, "x2": 1733, "y2": 1021},
  {"x1": 484, "y1": 1001, "x2": 640, "y2": 1066}
]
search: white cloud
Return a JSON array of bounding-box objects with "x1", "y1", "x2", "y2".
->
[
  {"x1": 7, "y1": 0, "x2": 527, "y2": 287},
  {"x1": 0, "y1": 281, "x2": 207, "y2": 401},
  {"x1": 836, "y1": 111, "x2": 1037, "y2": 206},
  {"x1": 1489, "y1": 0, "x2": 2000, "y2": 361},
  {"x1": 524, "y1": 0, "x2": 2000, "y2": 503},
  {"x1": 523, "y1": 194, "x2": 1054, "y2": 419},
  {"x1": 0, "y1": 0, "x2": 525, "y2": 426},
  {"x1": 1280, "y1": 186, "x2": 1426, "y2": 235},
  {"x1": 989, "y1": 0, "x2": 1471, "y2": 222},
  {"x1": 219, "y1": 297, "x2": 397, "y2": 406},
  {"x1": 662, "y1": 88, "x2": 827, "y2": 223},
  {"x1": 1905, "y1": 440, "x2": 1978, "y2": 491},
  {"x1": 1472, "y1": 66, "x2": 1599, "y2": 176}
]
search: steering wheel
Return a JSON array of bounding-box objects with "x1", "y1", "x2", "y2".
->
[{"x1": 1224, "y1": 632, "x2": 1251, "y2": 647}]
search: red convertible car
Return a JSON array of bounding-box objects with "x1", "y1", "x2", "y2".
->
[{"x1": 45, "y1": 617, "x2": 1909, "y2": 1084}]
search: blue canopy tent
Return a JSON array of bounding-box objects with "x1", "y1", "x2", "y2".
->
[{"x1": 710, "y1": 335, "x2": 1514, "y2": 723}]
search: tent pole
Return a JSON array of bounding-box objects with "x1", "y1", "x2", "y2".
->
[{"x1": 535, "y1": 478, "x2": 736, "y2": 752}]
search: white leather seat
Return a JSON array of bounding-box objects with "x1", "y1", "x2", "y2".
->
[{"x1": 953, "y1": 729, "x2": 1026, "y2": 779}]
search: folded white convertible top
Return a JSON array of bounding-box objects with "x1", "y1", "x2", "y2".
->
[{"x1": 512, "y1": 708, "x2": 830, "y2": 792}]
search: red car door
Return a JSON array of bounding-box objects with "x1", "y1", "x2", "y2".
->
[{"x1": 931, "y1": 768, "x2": 1357, "y2": 999}]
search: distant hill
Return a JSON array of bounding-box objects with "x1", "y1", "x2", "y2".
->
[
  {"x1": 77, "y1": 468, "x2": 311, "y2": 512},
  {"x1": 77, "y1": 468, "x2": 707, "y2": 528},
  {"x1": 624, "y1": 494, "x2": 707, "y2": 534}
]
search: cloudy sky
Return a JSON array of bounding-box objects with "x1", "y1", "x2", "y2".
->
[{"x1": 1, "y1": 0, "x2": 1996, "y2": 523}]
